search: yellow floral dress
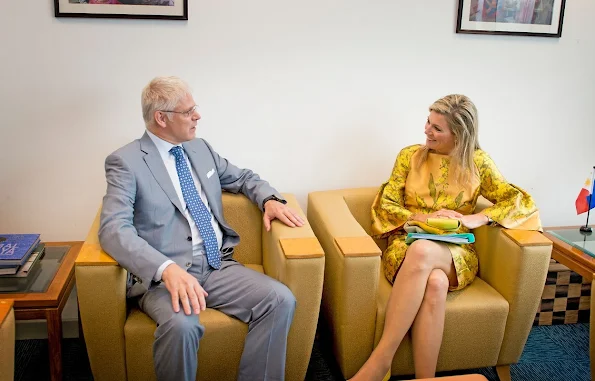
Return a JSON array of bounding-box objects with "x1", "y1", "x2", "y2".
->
[{"x1": 371, "y1": 144, "x2": 542, "y2": 290}]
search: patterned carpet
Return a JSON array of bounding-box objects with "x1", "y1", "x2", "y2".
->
[{"x1": 15, "y1": 323, "x2": 591, "y2": 381}]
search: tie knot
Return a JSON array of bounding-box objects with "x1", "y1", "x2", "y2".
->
[{"x1": 170, "y1": 146, "x2": 184, "y2": 158}]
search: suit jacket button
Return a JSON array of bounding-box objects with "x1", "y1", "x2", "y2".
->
[
  {"x1": 187, "y1": 236, "x2": 192, "y2": 241},
  {"x1": 186, "y1": 262, "x2": 192, "y2": 268}
]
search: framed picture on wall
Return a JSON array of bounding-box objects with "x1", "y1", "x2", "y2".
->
[
  {"x1": 456, "y1": 0, "x2": 566, "y2": 37},
  {"x1": 54, "y1": 0, "x2": 188, "y2": 20}
]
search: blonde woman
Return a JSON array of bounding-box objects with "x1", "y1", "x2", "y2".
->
[{"x1": 350, "y1": 94, "x2": 541, "y2": 380}]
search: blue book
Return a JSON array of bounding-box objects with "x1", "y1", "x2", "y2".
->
[
  {"x1": 0, "y1": 234, "x2": 41, "y2": 266},
  {"x1": 405, "y1": 232, "x2": 475, "y2": 245}
]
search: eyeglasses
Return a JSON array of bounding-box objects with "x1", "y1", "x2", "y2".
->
[{"x1": 159, "y1": 105, "x2": 199, "y2": 118}]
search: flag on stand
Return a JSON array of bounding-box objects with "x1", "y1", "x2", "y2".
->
[{"x1": 576, "y1": 168, "x2": 595, "y2": 215}]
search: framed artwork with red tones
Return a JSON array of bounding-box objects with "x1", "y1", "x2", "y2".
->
[
  {"x1": 54, "y1": 0, "x2": 188, "y2": 20},
  {"x1": 456, "y1": 0, "x2": 566, "y2": 37}
]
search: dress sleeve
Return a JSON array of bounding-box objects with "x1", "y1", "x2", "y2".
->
[
  {"x1": 371, "y1": 145, "x2": 419, "y2": 238},
  {"x1": 475, "y1": 150, "x2": 542, "y2": 230}
]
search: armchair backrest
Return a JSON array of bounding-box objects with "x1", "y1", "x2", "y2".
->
[
  {"x1": 221, "y1": 193, "x2": 263, "y2": 265},
  {"x1": 342, "y1": 188, "x2": 388, "y2": 252}
]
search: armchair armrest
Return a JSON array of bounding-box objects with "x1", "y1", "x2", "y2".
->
[
  {"x1": 75, "y1": 208, "x2": 128, "y2": 381},
  {"x1": 473, "y1": 225, "x2": 552, "y2": 364},
  {"x1": 262, "y1": 193, "x2": 324, "y2": 381},
  {"x1": 307, "y1": 189, "x2": 381, "y2": 378}
]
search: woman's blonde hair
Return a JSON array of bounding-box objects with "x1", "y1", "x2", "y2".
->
[
  {"x1": 141, "y1": 76, "x2": 191, "y2": 127},
  {"x1": 419, "y1": 94, "x2": 481, "y2": 185}
]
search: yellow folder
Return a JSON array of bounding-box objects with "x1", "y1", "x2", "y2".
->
[
  {"x1": 405, "y1": 218, "x2": 461, "y2": 235},
  {"x1": 426, "y1": 218, "x2": 461, "y2": 230}
]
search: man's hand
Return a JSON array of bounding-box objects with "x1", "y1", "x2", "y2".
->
[
  {"x1": 263, "y1": 200, "x2": 305, "y2": 232},
  {"x1": 460, "y1": 213, "x2": 490, "y2": 230},
  {"x1": 161, "y1": 263, "x2": 208, "y2": 315}
]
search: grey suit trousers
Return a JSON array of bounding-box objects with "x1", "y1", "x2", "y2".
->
[{"x1": 138, "y1": 254, "x2": 296, "y2": 381}]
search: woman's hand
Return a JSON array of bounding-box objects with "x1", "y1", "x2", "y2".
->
[
  {"x1": 427, "y1": 209, "x2": 463, "y2": 220},
  {"x1": 459, "y1": 213, "x2": 490, "y2": 229},
  {"x1": 410, "y1": 209, "x2": 463, "y2": 222}
]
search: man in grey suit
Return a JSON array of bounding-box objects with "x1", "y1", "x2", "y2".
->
[{"x1": 99, "y1": 76, "x2": 304, "y2": 381}]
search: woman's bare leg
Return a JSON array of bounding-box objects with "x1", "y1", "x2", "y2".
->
[
  {"x1": 411, "y1": 268, "x2": 452, "y2": 378},
  {"x1": 349, "y1": 240, "x2": 456, "y2": 381}
]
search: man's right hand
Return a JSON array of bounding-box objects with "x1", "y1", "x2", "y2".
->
[{"x1": 161, "y1": 263, "x2": 208, "y2": 315}]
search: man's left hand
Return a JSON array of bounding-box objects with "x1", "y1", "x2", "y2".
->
[{"x1": 263, "y1": 200, "x2": 305, "y2": 232}]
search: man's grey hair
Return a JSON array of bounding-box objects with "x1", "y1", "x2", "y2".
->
[{"x1": 141, "y1": 76, "x2": 191, "y2": 127}]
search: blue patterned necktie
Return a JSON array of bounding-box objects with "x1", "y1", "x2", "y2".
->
[{"x1": 170, "y1": 146, "x2": 221, "y2": 269}]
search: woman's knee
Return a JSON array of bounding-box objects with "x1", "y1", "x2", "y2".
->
[
  {"x1": 403, "y1": 240, "x2": 438, "y2": 272},
  {"x1": 424, "y1": 270, "x2": 449, "y2": 304}
]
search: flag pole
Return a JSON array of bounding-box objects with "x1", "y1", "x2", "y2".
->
[{"x1": 579, "y1": 165, "x2": 595, "y2": 234}]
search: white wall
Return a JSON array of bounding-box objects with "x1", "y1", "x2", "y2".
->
[{"x1": 0, "y1": 1, "x2": 594, "y2": 240}]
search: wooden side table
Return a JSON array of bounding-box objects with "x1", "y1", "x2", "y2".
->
[
  {"x1": 543, "y1": 227, "x2": 595, "y2": 381},
  {"x1": 0, "y1": 241, "x2": 83, "y2": 381}
]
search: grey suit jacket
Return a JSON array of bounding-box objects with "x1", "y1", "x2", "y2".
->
[{"x1": 98, "y1": 132, "x2": 282, "y2": 297}]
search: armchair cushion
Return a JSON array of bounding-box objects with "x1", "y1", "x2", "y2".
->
[
  {"x1": 125, "y1": 264, "x2": 264, "y2": 381},
  {"x1": 376, "y1": 273, "x2": 508, "y2": 374}
]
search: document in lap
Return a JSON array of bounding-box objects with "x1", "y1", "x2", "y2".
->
[
  {"x1": 403, "y1": 218, "x2": 475, "y2": 245},
  {"x1": 405, "y1": 232, "x2": 475, "y2": 245}
]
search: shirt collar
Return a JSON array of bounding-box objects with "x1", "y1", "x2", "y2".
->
[{"x1": 146, "y1": 129, "x2": 182, "y2": 157}]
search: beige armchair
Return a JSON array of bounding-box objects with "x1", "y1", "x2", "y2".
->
[
  {"x1": 76, "y1": 193, "x2": 324, "y2": 381},
  {"x1": 308, "y1": 187, "x2": 552, "y2": 381},
  {"x1": 0, "y1": 300, "x2": 15, "y2": 381}
]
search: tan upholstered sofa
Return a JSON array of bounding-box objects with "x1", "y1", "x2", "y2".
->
[
  {"x1": 76, "y1": 193, "x2": 324, "y2": 381},
  {"x1": 0, "y1": 300, "x2": 15, "y2": 381},
  {"x1": 308, "y1": 187, "x2": 553, "y2": 381}
]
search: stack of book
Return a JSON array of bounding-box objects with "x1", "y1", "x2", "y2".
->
[
  {"x1": 405, "y1": 232, "x2": 475, "y2": 245},
  {"x1": 404, "y1": 218, "x2": 475, "y2": 245},
  {"x1": 0, "y1": 234, "x2": 45, "y2": 278}
]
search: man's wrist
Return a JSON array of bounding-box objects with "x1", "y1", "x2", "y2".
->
[
  {"x1": 159, "y1": 261, "x2": 176, "y2": 282},
  {"x1": 263, "y1": 195, "x2": 287, "y2": 209},
  {"x1": 155, "y1": 260, "x2": 175, "y2": 282}
]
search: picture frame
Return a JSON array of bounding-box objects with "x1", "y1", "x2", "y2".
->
[
  {"x1": 456, "y1": 0, "x2": 566, "y2": 37},
  {"x1": 54, "y1": 0, "x2": 188, "y2": 21}
]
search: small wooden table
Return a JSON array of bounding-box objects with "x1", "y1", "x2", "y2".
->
[
  {"x1": 543, "y1": 227, "x2": 595, "y2": 381},
  {"x1": 0, "y1": 241, "x2": 83, "y2": 381}
]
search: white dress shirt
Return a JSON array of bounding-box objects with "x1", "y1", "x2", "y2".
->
[{"x1": 147, "y1": 130, "x2": 224, "y2": 281}]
